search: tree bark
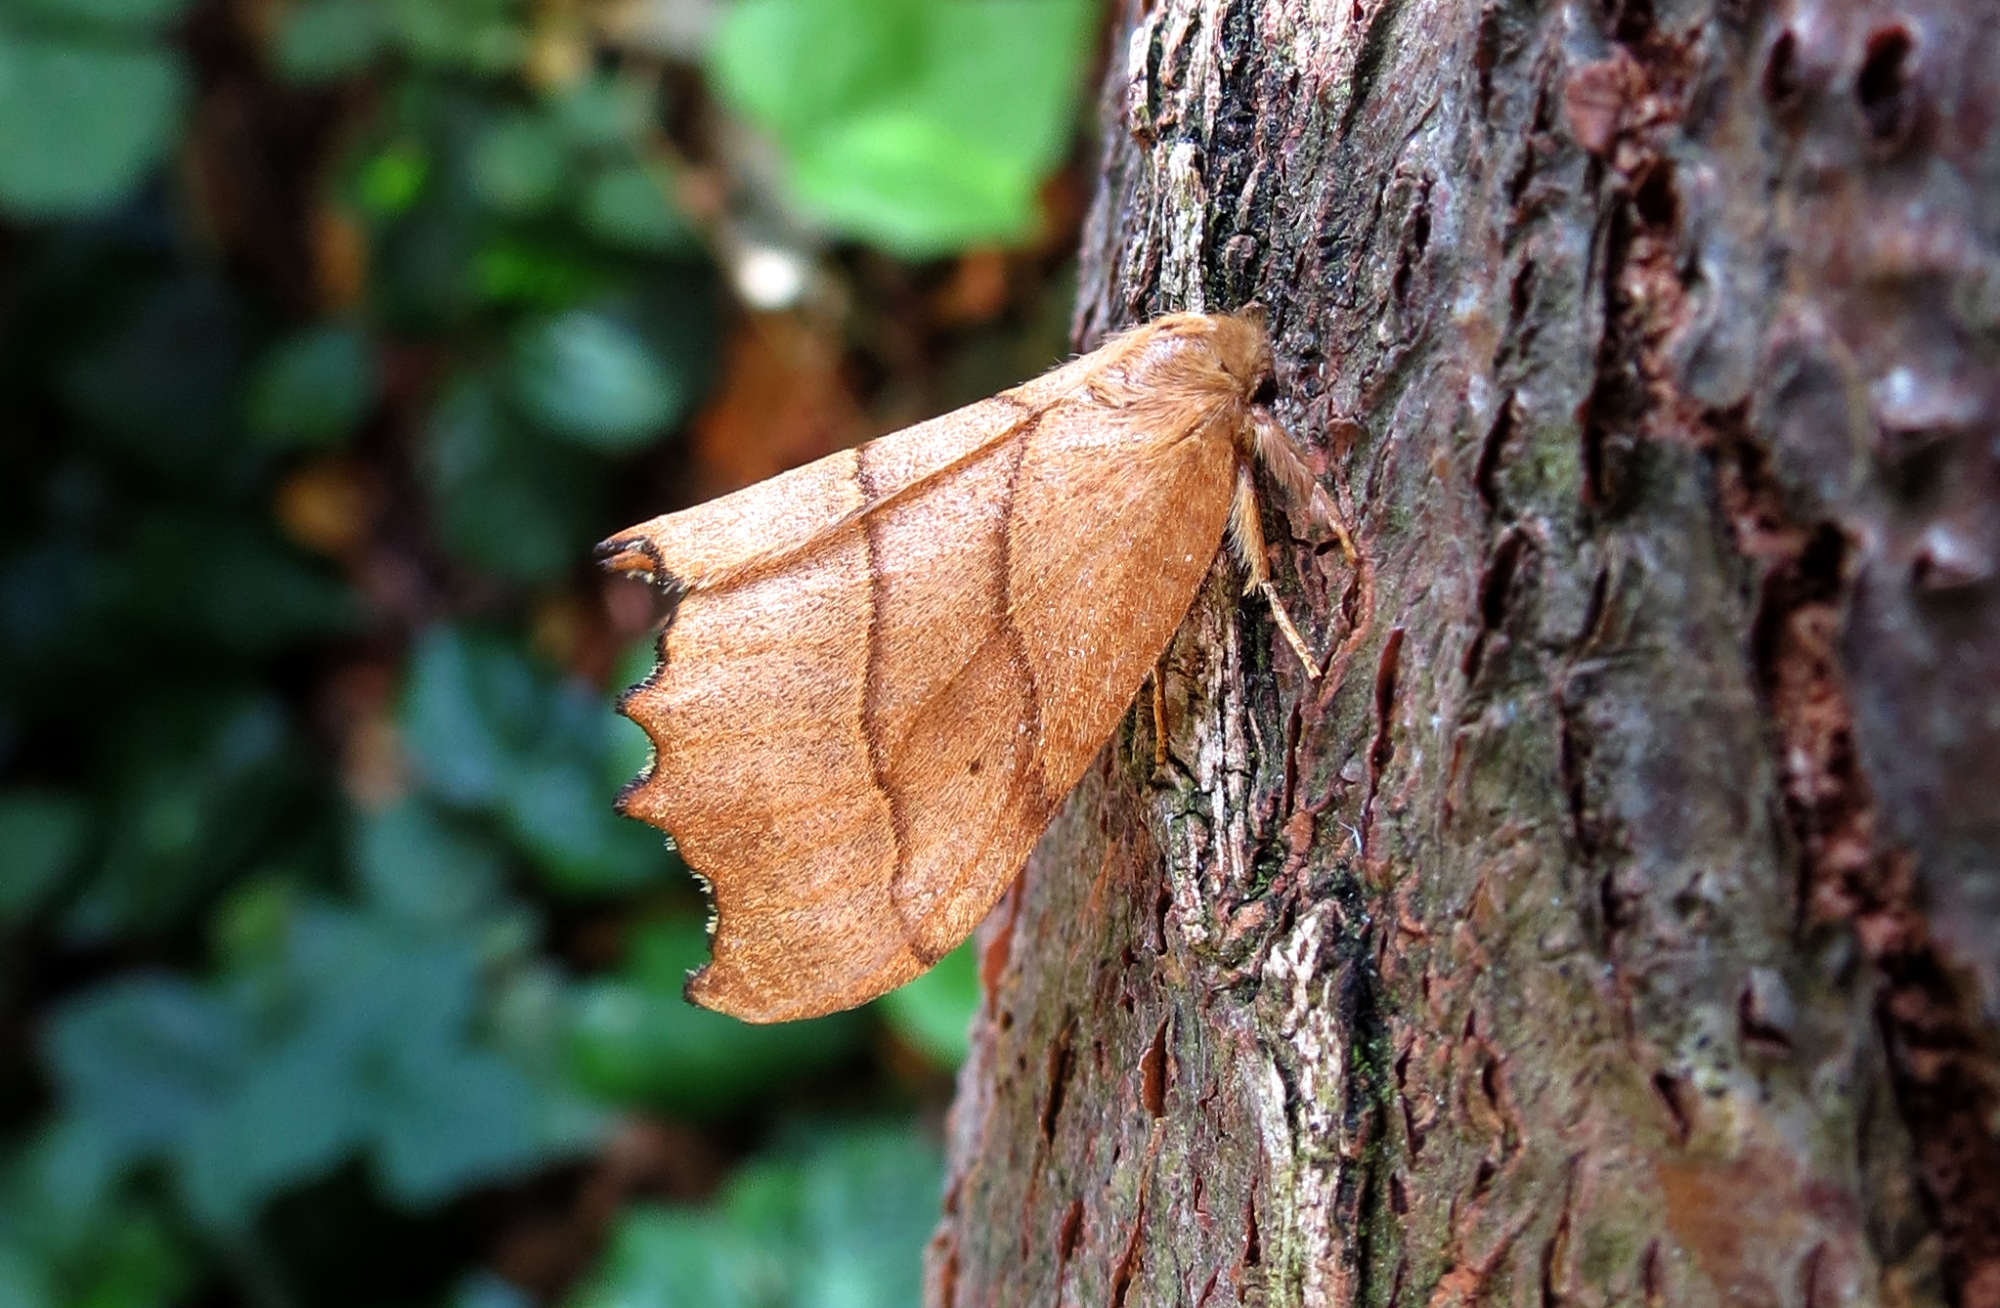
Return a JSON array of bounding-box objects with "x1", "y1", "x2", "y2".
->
[{"x1": 926, "y1": 0, "x2": 2000, "y2": 1305}]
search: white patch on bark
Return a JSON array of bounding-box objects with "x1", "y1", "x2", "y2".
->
[
  {"x1": 1261, "y1": 901, "x2": 1348, "y2": 1305},
  {"x1": 1162, "y1": 143, "x2": 1210, "y2": 313}
]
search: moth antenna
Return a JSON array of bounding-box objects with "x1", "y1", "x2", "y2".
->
[
  {"x1": 1249, "y1": 408, "x2": 1358, "y2": 564},
  {"x1": 1229, "y1": 463, "x2": 1320, "y2": 678}
]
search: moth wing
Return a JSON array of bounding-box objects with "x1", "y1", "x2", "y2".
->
[
  {"x1": 865, "y1": 396, "x2": 1240, "y2": 970},
  {"x1": 606, "y1": 355, "x2": 1241, "y2": 1023},
  {"x1": 595, "y1": 354, "x2": 1099, "y2": 587}
]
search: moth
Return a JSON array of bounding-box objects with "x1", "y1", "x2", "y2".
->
[{"x1": 598, "y1": 311, "x2": 1349, "y2": 1022}]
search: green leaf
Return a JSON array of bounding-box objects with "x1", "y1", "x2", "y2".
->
[
  {"x1": 209, "y1": 875, "x2": 300, "y2": 974},
  {"x1": 547, "y1": 74, "x2": 655, "y2": 150},
  {"x1": 173, "y1": 1029, "x2": 369, "y2": 1226},
  {"x1": 507, "y1": 310, "x2": 687, "y2": 450},
  {"x1": 397, "y1": 623, "x2": 668, "y2": 894},
  {"x1": 876, "y1": 940, "x2": 978, "y2": 1068},
  {"x1": 104, "y1": 513, "x2": 355, "y2": 653},
  {"x1": 729, "y1": 1127, "x2": 939, "y2": 1306},
  {"x1": 39, "y1": 903, "x2": 588, "y2": 1231},
  {"x1": 0, "y1": 1120, "x2": 123, "y2": 1255},
  {"x1": 471, "y1": 235, "x2": 603, "y2": 308},
  {"x1": 916, "y1": 2, "x2": 1097, "y2": 166},
  {"x1": 0, "y1": 790, "x2": 90, "y2": 927},
  {"x1": 352, "y1": 799, "x2": 508, "y2": 927},
  {"x1": 355, "y1": 139, "x2": 430, "y2": 215},
  {"x1": 566, "y1": 1208, "x2": 752, "y2": 1308},
  {"x1": 0, "y1": 1145, "x2": 193, "y2": 1308},
  {"x1": 269, "y1": 0, "x2": 385, "y2": 84},
  {"x1": 43, "y1": 977, "x2": 248, "y2": 1163},
  {"x1": 484, "y1": 963, "x2": 570, "y2": 1077},
  {"x1": 768, "y1": 1126, "x2": 942, "y2": 1308},
  {"x1": 0, "y1": 34, "x2": 187, "y2": 218},
  {"x1": 564, "y1": 919, "x2": 865, "y2": 1117},
  {"x1": 6, "y1": 0, "x2": 195, "y2": 30},
  {"x1": 387, "y1": 0, "x2": 525, "y2": 73},
  {"x1": 788, "y1": 110, "x2": 1032, "y2": 253},
  {"x1": 497, "y1": 666, "x2": 661, "y2": 894},
  {"x1": 57, "y1": 1203, "x2": 192, "y2": 1308},
  {"x1": 398, "y1": 625, "x2": 541, "y2": 810},
  {"x1": 0, "y1": 1244, "x2": 51, "y2": 1308},
  {"x1": 469, "y1": 112, "x2": 567, "y2": 215},
  {"x1": 244, "y1": 324, "x2": 378, "y2": 447},
  {"x1": 450, "y1": 1271, "x2": 535, "y2": 1308},
  {"x1": 0, "y1": 545, "x2": 102, "y2": 690},
  {"x1": 58, "y1": 274, "x2": 247, "y2": 463},
  {"x1": 566, "y1": 1126, "x2": 941, "y2": 1308},
  {"x1": 578, "y1": 164, "x2": 697, "y2": 254},
  {"x1": 707, "y1": 0, "x2": 1092, "y2": 255},
  {"x1": 280, "y1": 906, "x2": 596, "y2": 1202},
  {"x1": 64, "y1": 693, "x2": 307, "y2": 942},
  {"x1": 423, "y1": 375, "x2": 604, "y2": 581},
  {"x1": 708, "y1": 0, "x2": 921, "y2": 143},
  {"x1": 370, "y1": 1044, "x2": 556, "y2": 1207},
  {"x1": 497, "y1": 753, "x2": 664, "y2": 897},
  {"x1": 236, "y1": 907, "x2": 587, "y2": 1216}
]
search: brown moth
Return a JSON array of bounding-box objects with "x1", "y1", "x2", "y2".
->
[{"x1": 597, "y1": 311, "x2": 1348, "y2": 1022}]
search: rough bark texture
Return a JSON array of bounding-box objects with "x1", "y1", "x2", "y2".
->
[{"x1": 926, "y1": 0, "x2": 2000, "y2": 1304}]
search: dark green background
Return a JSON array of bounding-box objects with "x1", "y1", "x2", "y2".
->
[{"x1": 0, "y1": 1, "x2": 1093, "y2": 1303}]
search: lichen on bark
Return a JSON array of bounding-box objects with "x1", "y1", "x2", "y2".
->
[{"x1": 927, "y1": 1, "x2": 2000, "y2": 1304}]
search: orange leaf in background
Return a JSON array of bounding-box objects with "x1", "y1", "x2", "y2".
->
[
  {"x1": 275, "y1": 457, "x2": 373, "y2": 558},
  {"x1": 322, "y1": 660, "x2": 406, "y2": 807},
  {"x1": 931, "y1": 251, "x2": 1012, "y2": 326},
  {"x1": 530, "y1": 593, "x2": 592, "y2": 675},
  {"x1": 1032, "y1": 169, "x2": 1086, "y2": 254},
  {"x1": 313, "y1": 205, "x2": 369, "y2": 313},
  {"x1": 688, "y1": 314, "x2": 867, "y2": 500}
]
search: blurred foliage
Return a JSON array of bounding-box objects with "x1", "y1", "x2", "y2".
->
[
  {"x1": 397, "y1": 625, "x2": 668, "y2": 896},
  {"x1": 567, "y1": 1126, "x2": 942, "y2": 1308},
  {"x1": 709, "y1": 0, "x2": 1096, "y2": 254},
  {"x1": 0, "y1": 0, "x2": 193, "y2": 217},
  {"x1": 565, "y1": 917, "x2": 872, "y2": 1118},
  {"x1": 1, "y1": 0, "x2": 1081, "y2": 1304}
]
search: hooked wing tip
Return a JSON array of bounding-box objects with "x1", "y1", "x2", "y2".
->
[
  {"x1": 593, "y1": 533, "x2": 659, "y2": 576},
  {"x1": 597, "y1": 532, "x2": 689, "y2": 620}
]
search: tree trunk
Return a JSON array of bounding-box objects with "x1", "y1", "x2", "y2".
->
[{"x1": 925, "y1": 0, "x2": 2000, "y2": 1304}]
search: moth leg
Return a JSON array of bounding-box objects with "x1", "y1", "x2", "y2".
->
[
  {"x1": 1228, "y1": 463, "x2": 1319, "y2": 677},
  {"x1": 1248, "y1": 408, "x2": 1358, "y2": 564},
  {"x1": 1149, "y1": 665, "x2": 1169, "y2": 768}
]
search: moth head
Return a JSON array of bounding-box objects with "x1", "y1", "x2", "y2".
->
[{"x1": 1209, "y1": 309, "x2": 1275, "y2": 397}]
